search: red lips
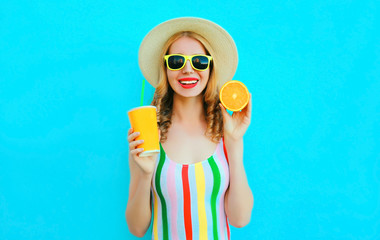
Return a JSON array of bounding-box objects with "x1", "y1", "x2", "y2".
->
[{"x1": 178, "y1": 78, "x2": 199, "y2": 89}]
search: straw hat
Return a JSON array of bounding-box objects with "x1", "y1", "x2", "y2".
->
[{"x1": 138, "y1": 17, "x2": 238, "y2": 88}]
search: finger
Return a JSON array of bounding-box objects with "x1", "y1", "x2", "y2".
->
[
  {"x1": 241, "y1": 93, "x2": 252, "y2": 115},
  {"x1": 246, "y1": 93, "x2": 252, "y2": 117},
  {"x1": 158, "y1": 129, "x2": 161, "y2": 140},
  {"x1": 127, "y1": 131, "x2": 140, "y2": 142},
  {"x1": 219, "y1": 103, "x2": 229, "y2": 118},
  {"x1": 130, "y1": 148, "x2": 144, "y2": 156},
  {"x1": 129, "y1": 140, "x2": 144, "y2": 150},
  {"x1": 126, "y1": 128, "x2": 133, "y2": 141}
]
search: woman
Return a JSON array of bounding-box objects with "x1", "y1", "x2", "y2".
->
[{"x1": 126, "y1": 17, "x2": 254, "y2": 239}]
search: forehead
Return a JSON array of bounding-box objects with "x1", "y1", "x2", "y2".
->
[{"x1": 168, "y1": 36, "x2": 207, "y2": 55}]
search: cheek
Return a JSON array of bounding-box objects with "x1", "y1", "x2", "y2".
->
[
  {"x1": 166, "y1": 69, "x2": 177, "y2": 86},
  {"x1": 200, "y1": 70, "x2": 210, "y2": 82},
  {"x1": 166, "y1": 69, "x2": 173, "y2": 80}
]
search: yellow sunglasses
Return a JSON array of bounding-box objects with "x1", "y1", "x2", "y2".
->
[{"x1": 164, "y1": 54, "x2": 213, "y2": 71}]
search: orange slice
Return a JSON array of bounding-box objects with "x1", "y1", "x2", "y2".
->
[{"x1": 219, "y1": 80, "x2": 249, "y2": 112}]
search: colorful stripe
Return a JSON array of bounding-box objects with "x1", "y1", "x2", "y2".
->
[
  {"x1": 152, "y1": 139, "x2": 229, "y2": 239},
  {"x1": 203, "y1": 159, "x2": 215, "y2": 240},
  {"x1": 175, "y1": 164, "x2": 186, "y2": 239},
  {"x1": 226, "y1": 217, "x2": 231, "y2": 240},
  {"x1": 153, "y1": 190, "x2": 158, "y2": 240},
  {"x1": 209, "y1": 155, "x2": 221, "y2": 240},
  {"x1": 216, "y1": 155, "x2": 226, "y2": 240},
  {"x1": 182, "y1": 165, "x2": 193, "y2": 240},
  {"x1": 223, "y1": 137, "x2": 229, "y2": 164},
  {"x1": 216, "y1": 143, "x2": 231, "y2": 240},
  {"x1": 195, "y1": 163, "x2": 208, "y2": 239},
  {"x1": 155, "y1": 145, "x2": 168, "y2": 240},
  {"x1": 167, "y1": 160, "x2": 178, "y2": 239},
  {"x1": 188, "y1": 165, "x2": 200, "y2": 240}
]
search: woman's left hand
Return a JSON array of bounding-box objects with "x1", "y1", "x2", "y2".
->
[{"x1": 219, "y1": 93, "x2": 252, "y2": 141}]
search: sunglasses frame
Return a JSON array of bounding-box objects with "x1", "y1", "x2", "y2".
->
[{"x1": 164, "y1": 54, "x2": 213, "y2": 71}]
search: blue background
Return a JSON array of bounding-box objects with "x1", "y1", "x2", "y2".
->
[{"x1": 1, "y1": 0, "x2": 379, "y2": 239}]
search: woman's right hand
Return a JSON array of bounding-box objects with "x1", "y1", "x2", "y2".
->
[{"x1": 127, "y1": 128, "x2": 159, "y2": 176}]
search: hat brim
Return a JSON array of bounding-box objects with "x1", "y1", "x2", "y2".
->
[{"x1": 138, "y1": 17, "x2": 238, "y2": 88}]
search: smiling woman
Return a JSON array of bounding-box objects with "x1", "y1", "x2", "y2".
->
[
  {"x1": 126, "y1": 17, "x2": 254, "y2": 239},
  {"x1": 152, "y1": 30, "x2": 222, "y2": 143},
  {"x1": 166, "y1": 36, "x2": 211, "y2": 98}
]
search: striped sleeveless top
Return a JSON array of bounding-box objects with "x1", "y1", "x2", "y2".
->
[{"x1": 151, "y1": 138, "x2": 231, "y2": 240}]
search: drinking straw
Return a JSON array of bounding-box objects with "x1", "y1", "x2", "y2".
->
[{"x1": 140, "y1": 79, "x2": 145, "y2": 106}]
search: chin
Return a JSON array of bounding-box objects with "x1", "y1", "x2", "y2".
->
[
  {"x1": 174, "y1": 85, "x2": 207, "y2": 98},
  {"x1": 175, "y1": 90, "x2": 203, "y2": 98}
]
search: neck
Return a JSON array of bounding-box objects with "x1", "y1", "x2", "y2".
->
[{"x1": 172, "y1": 93, "x2": 205, "y2": 124}]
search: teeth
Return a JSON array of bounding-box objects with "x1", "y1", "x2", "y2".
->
[{"x1": 179, "y1": 80, "x2": 198, "y2": 85}]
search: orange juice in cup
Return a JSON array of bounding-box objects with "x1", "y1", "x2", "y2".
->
[{"x1": 128, "y1": 106, "x2": 160, "y2": 157}]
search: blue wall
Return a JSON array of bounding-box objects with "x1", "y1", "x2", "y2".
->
[{"x1": 1, "y1": 0, "x2": 379, "y2": 239}]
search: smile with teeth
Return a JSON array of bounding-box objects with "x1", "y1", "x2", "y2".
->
[{"x1": 179, "y1": 80, "x2": 199, "y2": 85}]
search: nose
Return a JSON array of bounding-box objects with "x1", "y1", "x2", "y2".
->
[{"x1": 182, "y1": 59, "x2": 194, "y2": 73}]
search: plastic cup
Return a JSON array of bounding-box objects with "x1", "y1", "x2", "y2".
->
[{"x1": 127, "y1": 106, "x2": 160, "y2": 157}]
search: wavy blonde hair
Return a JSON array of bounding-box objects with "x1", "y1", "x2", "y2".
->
[{"x1": 151, "y1": 31, "x2": 223, "y2": 143}]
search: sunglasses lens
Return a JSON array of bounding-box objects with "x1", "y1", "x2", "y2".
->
[
  {"x1": 168, "y1": 55, "x2": 185, "y2": 69},
  {"x1": 192, "y1": 56, "x2": 210, "y2": 70}
]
